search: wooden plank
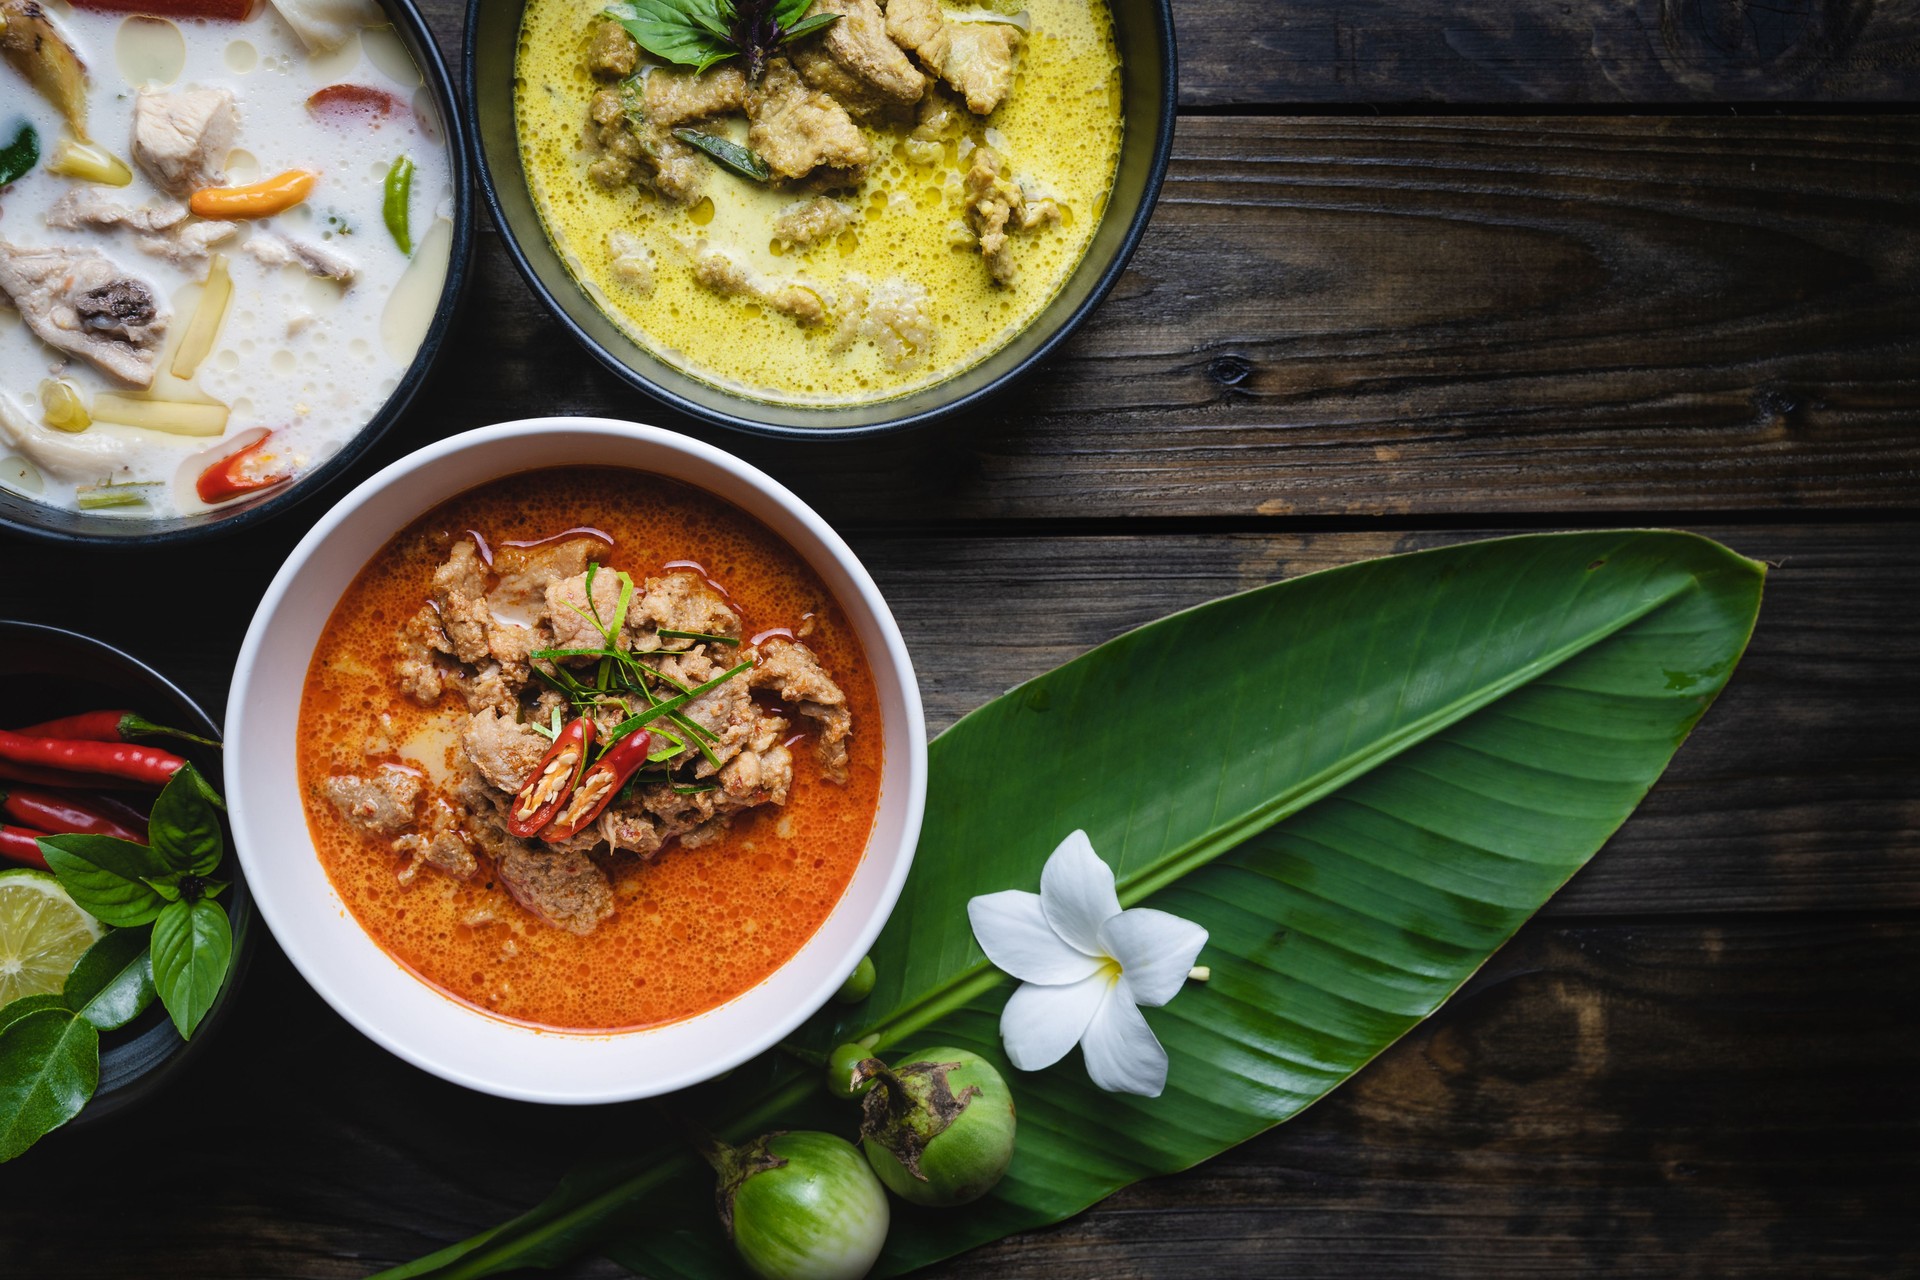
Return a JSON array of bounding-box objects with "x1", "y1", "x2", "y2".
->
[
  {"x1": 413, "y1": 0, "x2": 1920, "y2": 107},
  {"x1": 1170, "y1": 0, "x2": 1920, "y2": 107},
  {"x1": 917, "y1": 916, "x2": 1920, "y2": 1278},
  {"x1": 2, "y1": 914, "x2": 1911, "y2": 1276},
  {"x1": 418, "y1": 116, "x2": 1920, "y2": 522},
  {"x1": 3, "y1": 523, "x2": 1912, "y2": 916}
]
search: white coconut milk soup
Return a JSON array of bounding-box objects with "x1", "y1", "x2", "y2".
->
[{"x1": 0, "y1": 0, "x2": 453, "y2": 516}]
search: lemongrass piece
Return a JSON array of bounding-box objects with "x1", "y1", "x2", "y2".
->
[
  {"x1": 76, "y1": 480, "x2": 163, "y2": 509},
  {"x1": 171, "y1": 254, "x2": 232, "y2": 379},
  {"x1": 38, "y1": 379, "x2": 91, "y2": 433},
  {"x1": 89, "y1": 394, "x2": 228, "y2": 436},
  {"x1": 46, "y1": 138, "x2": 133, "y2": 186}
]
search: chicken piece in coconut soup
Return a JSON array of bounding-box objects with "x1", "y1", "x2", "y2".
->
[
  {"x1": 0, "y1": 0, "x2": 454, "y2": 517},
  {"x1": 516, "y1": 0, "x2": 1122, "y2": 405},
  {"x1": 298, "y1": 469, "x2": 884, "y2": 1032}
]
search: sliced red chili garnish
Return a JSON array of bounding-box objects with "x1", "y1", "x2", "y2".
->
[
  {"x1": 540, "y1": 730, "x2": 653, "y2": 842},
  {"x1": 306, "y1": 84, "x2": 408, "y2": 125},
  {"x1": 197, "y1": 433, "x2": 294, "y2": 505},
  {"x1": 506, "y1": 717, "x2": 596, "y2": 838}
]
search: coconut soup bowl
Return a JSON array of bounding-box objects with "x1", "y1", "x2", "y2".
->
[
  {"x1": 225, "y1": 418, "x2": 926, "y2": 1102},
  {"x1": 0, "y1": 0, "x2": 474, "y2": 547}
]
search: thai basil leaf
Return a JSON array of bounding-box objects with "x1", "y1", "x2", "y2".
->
[
  {"x1": 150, "y1": 898, "x2": 231, "y2": 1040},
  {"x1": 63, "y1": 926, "x2": 156, "y2": 1032},
  {"x1": 39, "y1": 834, "x2": 170, "y2": 927},
  {"x1": 0, "y1": 1008, "x2": 98, "y2": 1162},
  {"x1": 772, "y1": 0, "x2": 811, "y2": 26},
  {"x1": 603, "y1": 0, "x2": 737, "y2": 73},
  {"x1": 780, "y1": 11, "x2": 839, "y2": 41},
  {"x1": 148, "y1": 762, "x2": 224, "y2": 875},
  {"x1": 673, "y1": 127, "x2": 771, "y2": 181}
]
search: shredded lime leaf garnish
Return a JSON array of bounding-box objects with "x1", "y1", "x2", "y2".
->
[
  {"x1": 658, "y1": 629, "x2": 739, "y2": 645},
  {"x1": 601, "y1": 659, "x2": 755, "y2": 749}
]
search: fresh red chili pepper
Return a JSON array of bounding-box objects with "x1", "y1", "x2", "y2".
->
[
  {"x1": 14, "y1": 710, "x2": 219, "y2": 749},
  {"x1": 505, "y1": 717, "x2": 597, "y2": 838},
  {"x1": 541, "y1": 730, "x2": 654, "y2": 842},
  {"x1": 0, "y1": 759, "x2": 150, "y2": 792},
  {"x1": 0, "y1": 825, "x2": 51, "y2": 871},
  {"x1": 0, "y1": 729, "x2": 184, "y2": 785},
  {"x1": 197, "y1": 432, "x2": 293, "y2": 505},
  {"x1": 0, "y1": 787, "x2": 146, "y2": 843}
]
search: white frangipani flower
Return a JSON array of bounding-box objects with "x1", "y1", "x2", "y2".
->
[{"x1": 966, "y1": 830, "x2": 1208, "y2": 1098}]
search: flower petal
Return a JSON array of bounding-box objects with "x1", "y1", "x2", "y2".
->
[
  {"x1": 968, "y1": 891, "x2": 1105, "y2": 985},
  {"x1": 1098, "y1": 907, "x2": 1209, "y2": 1007},
  {"x1": 999, "y1": 973, "x2": 1112, "y2": 1072},
  {"x1": 1079, "y1": 977, "x2": 1169, "y2": 1097},
  {"x1": 1039, "y1": 829, "x2": 1123, "y2": 956}
]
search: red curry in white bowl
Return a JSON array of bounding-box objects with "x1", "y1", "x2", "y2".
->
[{"x1": 297, "y1": 466, "x2": 882, "y2": 1032}]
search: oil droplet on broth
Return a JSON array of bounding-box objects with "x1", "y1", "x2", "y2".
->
[
  {"x1": 364, "y1": 25, "x2": 424, "y2": 87},
  {"x1": 225, "y1": 39, "x2": 258, "y2": 73},
  {"x1": 116, "y1": 16, "x2": 186, "y2": 87},
  {"x1": 305, "y1": 30, "x2": 363, "y2": 82}
]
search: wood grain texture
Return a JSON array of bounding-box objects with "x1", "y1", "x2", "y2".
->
[
  {"x1": 0, "y1": 915, "x2": 1910, "y2": 1277},
  {"x1": 1169, "y1": 0, "x2": 1920, "y2": 106},
  {"x1": 395, "y1": 116, "x2": 1920, "y2": 523},
  {"x1": 1, "y1": 523, "x2": 1912, "y2": 920},
  {"x1": 0, "y1": 3, "x2": 1911, "y2": 1275},
  {"x1": 411, "y1": 0, "x2": 1920, "y2": 106}
]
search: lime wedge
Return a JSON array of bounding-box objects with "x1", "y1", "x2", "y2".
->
[{"x1": 0, "y1": 869, "x2": 105, "y2": 1007}]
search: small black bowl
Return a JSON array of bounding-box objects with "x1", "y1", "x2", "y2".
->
[
  {"x1": 466, "y1": 0, "x2": 1177, "y2": 438},
  {"x1": 0, "y1": 0, "x2": 474, "y2": 548},
  {"x1": 0, "y1": 620, "x2": 253, "y2": 1126}
]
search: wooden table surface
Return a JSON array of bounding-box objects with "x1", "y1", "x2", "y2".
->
[{"x1": 4, "y1": 1, "x2": 1918, "y2": 1275}]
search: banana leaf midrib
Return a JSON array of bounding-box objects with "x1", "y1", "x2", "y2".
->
[
  {"x1": 378, "y1": 530, "x2": 1766, "y2": 1280},
  {"x1": 857, "y1": 564, "x2": 1701, "y2": 1052}
]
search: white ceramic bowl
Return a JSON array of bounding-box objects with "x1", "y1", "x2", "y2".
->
[{"x1": 226, "y1": 418, "x2": 926, "y2": 1102}]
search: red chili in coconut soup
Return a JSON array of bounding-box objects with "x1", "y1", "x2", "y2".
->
[{"x1": 297, "y1": 468, "x2": 882, "y2": 1031}]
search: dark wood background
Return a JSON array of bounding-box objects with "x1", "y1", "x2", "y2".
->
[{"x1": 3, "y1": 0, "x2": 1918, "y2": 1275}]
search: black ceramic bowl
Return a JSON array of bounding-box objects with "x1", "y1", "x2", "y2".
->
[
  {"x1": 0, "y1": 621, "x2": 253, "y2": 1126},
  {"x1": 466, "y1": 0, "x2": 1176, "y2": 438},
  {"x1": 0, "y1": 0, "x2": 474, "y2": 548}
]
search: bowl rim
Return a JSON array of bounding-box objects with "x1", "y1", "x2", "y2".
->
[
  {"x1": 224, "y1": 416, "x2": 929, "y2": 1102},
  {"x1": 0, "y1": 0, "x2": 476, "y2": 549},
  {"x1": 0, "y1": 618, "x2": 255, "y2": 1125},
  {"x1": 462, "y1": 0, "x2": 1178, "y2": 440}
]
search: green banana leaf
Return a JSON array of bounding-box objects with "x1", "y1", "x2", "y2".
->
[{"x1": 378, "y1": 530, "x2": 1764, "y2": 1280}]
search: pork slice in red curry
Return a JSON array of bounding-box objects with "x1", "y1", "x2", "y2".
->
[{"x1": 297, "y1": 467, "x2": 883, "y2": 1032}]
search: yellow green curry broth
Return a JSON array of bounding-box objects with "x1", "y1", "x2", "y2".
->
[{"x1": 514, "y1": 0, "x2": 1122, "y2": 405}]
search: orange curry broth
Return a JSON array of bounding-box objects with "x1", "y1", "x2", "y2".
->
[{"x1": 296, "y1": 467, "x2": 883, "y2": 1032}]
